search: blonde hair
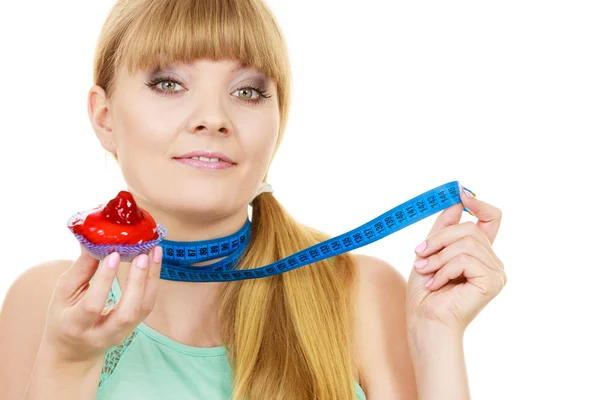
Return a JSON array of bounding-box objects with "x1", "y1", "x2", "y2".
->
[{"x1": 93, "y1": 1, "x2": 360, "y2": 398}]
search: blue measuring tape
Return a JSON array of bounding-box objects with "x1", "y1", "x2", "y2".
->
[{"x1": 159, "y1": 181, "x2": 470, "y2": 282}]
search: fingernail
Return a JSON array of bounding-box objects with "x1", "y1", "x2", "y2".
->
[
  {"x1": 105, "y1": 252, "x2": 119, "y2": 269},
  {"x1": 152, "y1": 246, "x2": 163, "y2": 264},
  {"x1": 463, "y1": 188, "x2": 474, "y2": 198},
  {"x1": 425, "y1": 278, "x2": 434, "y2": 288},
  {"x1": 414, "y1": 259, "x2": 428, "y2": 269},
  {"x1": 136, "y1": 254, "x2": 149, "y2": 269},
  {"x1": 415, "y1": 241, "x2": 427, "y2": 253}
]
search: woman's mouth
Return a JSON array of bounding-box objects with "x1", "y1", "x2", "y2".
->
[{"x1": 174, "y1": 151, "x2": 236, "y2": 170}]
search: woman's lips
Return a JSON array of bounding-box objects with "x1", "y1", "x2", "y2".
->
[
  {"x1": 174, "y1": 157, "x2": 235, "y2": 170},
  {"x1": 173, "y1": 150, "x2": 236, "y2": 170},
  {"x1": 175, "y1": 151, "x2": 234, "y2": 164}
]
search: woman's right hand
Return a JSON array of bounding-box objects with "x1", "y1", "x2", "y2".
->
[{"x1": 40, "y1": 245, "x2": 163, "y2": 364}]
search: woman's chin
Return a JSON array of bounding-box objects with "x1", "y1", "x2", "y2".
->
[{"x1": 168, "y1": 196, "x2": 243, "y2": 218}]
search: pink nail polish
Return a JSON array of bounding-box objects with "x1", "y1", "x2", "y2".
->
[
  {"x1": 152, "y1": 246, "x2": 163, "y2": 264},
  {"x1": 425, "y1": 278, "x2": 434, "y2": 288},
  {"x1": 105, "y1": 252, "x2": 119, "y2": 269},
  {"x1": 415, "y1": 241, "x2": 427, "y2": 253},
  {"x1": 136, "y1": 254, "x2": 149, "y2": 269},
  {"x1": 414, "y1": 259, "x2": 428, "y2": 269}
]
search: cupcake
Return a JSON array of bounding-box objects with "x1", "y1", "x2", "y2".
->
[{"x1": 67, "y1": 191, "x2": 167, "y2": 262}]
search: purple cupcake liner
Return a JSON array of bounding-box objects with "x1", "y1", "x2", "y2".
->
[{"x1": 67, "y1": 211, "x2": 168, "y2": 262}]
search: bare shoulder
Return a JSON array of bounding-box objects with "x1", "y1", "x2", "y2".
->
[
  {"x1": 0, "y1": 259, "x2": 73, "y2": 399},
  {"x1": 352, "y1": 253, "x2": 406, "y2": 291},
  {"x1": 351, "y1": 254, "x2": 418, "y2": 399},
  {"x1": 0, "y1": 259, "x2": 73, "y2": 312}
]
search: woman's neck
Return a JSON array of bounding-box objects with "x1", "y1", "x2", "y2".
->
[
  {"x1": 137, "y1": 196, "x2": 251, "y2": 242},
  {"x1": 114, "y1": 201, "x2": 250, "y2": 347}
]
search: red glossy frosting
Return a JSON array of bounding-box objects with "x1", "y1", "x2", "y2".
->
[{"x1": 69, "y1": 191, "x2": 158, "y2": 245}]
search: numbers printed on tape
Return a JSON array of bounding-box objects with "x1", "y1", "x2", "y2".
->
[{"x1": 158, "y1": 181, "x2": 468, "y2": 282}]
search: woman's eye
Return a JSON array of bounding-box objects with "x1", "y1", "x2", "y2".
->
[
  {"x1": 235, "y1": 88, "x2": 259, "y2": 100},
  {"x1": 158, "y1": 80, "x2": 183, "y2": 92}
]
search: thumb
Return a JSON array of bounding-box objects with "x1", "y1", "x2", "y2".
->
[
  {"x1": 57, "y1": 244, "x2": 101, "y2": 297},
  {"x1": 425, "y1": 202, "x2": 464, "y2": 239}
]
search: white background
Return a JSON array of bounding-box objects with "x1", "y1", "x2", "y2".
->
[{"x1": 1, "y1": 1, "x2": 598, "y2": 398}]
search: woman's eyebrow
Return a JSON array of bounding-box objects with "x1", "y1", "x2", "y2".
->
[
  {"x1": 151, "y1": 61, "x2": 248, "y2": 72},
  {"x1": 148, "y1": 61, "x2": 267, "y2": 80},
  {"x1": 149, "y1": 64, "x2": 176, "y2": 75},
  {"x1": 230, "y1": 61, "x2": 250, "y2": 74},
  {"x1": 230, "y1": 61, "x2": 269, "y2": 81}
]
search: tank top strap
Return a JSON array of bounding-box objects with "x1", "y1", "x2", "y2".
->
[
  {"x1": 89, "y1": 271, "x2": 122, "y2": 308},
  {"x1": 107, "y1": 275, "x2": 122, "y2": 306},
  {"x1": 94, "y1": 274, "x2": 132, "y2": 387}
]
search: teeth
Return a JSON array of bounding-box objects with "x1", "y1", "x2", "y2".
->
[{"x1": 191, "y1": 156, "x2": 221, "y2": 162}]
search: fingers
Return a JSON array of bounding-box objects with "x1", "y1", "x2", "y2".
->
[
  {"x1": 69, "y1": 252, "x2": 120, "y2": 330},
  {"x1": 56, "y1": 245, "x2": 101, "y2": 298},
  {"x1": 425, "y1": 203, "x2": 464, "y2": 238},
  {"x1": 414, "y1": 235, "x2": 501, "y2": 276},
  {"x1": 424, "y1": 254, "x2": 506, "y2": 295},
  {"x1": 103, "y1": 253, "x2": 151, "y2": 334},
  {"x1": 140, "y1": 246, "x2": 163, "y2": 315},
  {"x1": 414, "y1": 221, "x2": 504, "y2": 269},
  {"x1": 459, "y1": 188, "x2": 502, "y2": 245},
  {"x1": 408, "y1": 205, "x2": 462, "y2": 289}
]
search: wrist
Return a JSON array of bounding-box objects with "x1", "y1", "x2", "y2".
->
[
  {"x1": 35, "y1": 339, "x2": 104, "y2": 375},
  {"x1": 407, "y1": 320, "x2": 464, "y2": 351},
  {"x1": 407, "y1": 321, "x2": 470, "y2": 400},
  {"x1": 25, "y1": 342, "x2": 103, "y2": 400}
]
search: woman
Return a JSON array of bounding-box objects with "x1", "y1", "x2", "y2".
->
[{"x1": 0, "y1": 0, "x2": 506, "y2": 399}]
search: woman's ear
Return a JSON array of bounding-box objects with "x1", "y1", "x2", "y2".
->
[{"x1": 88, "y1": 84, "x2": 116, "y2": 154}]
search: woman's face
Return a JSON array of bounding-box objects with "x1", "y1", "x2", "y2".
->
[{"x1": 89, "y1": 58, "x2": 279, "y2": 219}]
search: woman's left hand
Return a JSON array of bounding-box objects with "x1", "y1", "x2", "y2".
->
[{"x1": 406, "y1": 187, "x2": 506, "y2": 334}]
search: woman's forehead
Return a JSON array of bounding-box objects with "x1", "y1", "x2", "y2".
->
[
  {"x1": 151, "y1": 59, "x2": 258, "y2": 74},
  {"x1": 119, "y1": 58, "x2": 267, "y2": 78}
]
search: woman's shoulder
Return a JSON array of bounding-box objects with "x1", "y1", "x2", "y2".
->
[
  {"x1": 0, "y1": 259, "x2": 73, "y2": 398},
  {"x1": 350, "y1": 254, "x2": 408, "y2": 312},
  {"x1": 352, "y1": 254, "x2": 406, "y2": 285},
  {"x1": 5, "y1": 259, "x2": 74, "y2": 299},
  {"x1": 350, "y1": 254, "x2": 418, "y2": 398},
  {"x1": 1, "y1": 258, "x2": 73, "y2": 332},
  {"x1": 2, "y1": 259, "x2": 73, "y2": 308}
]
